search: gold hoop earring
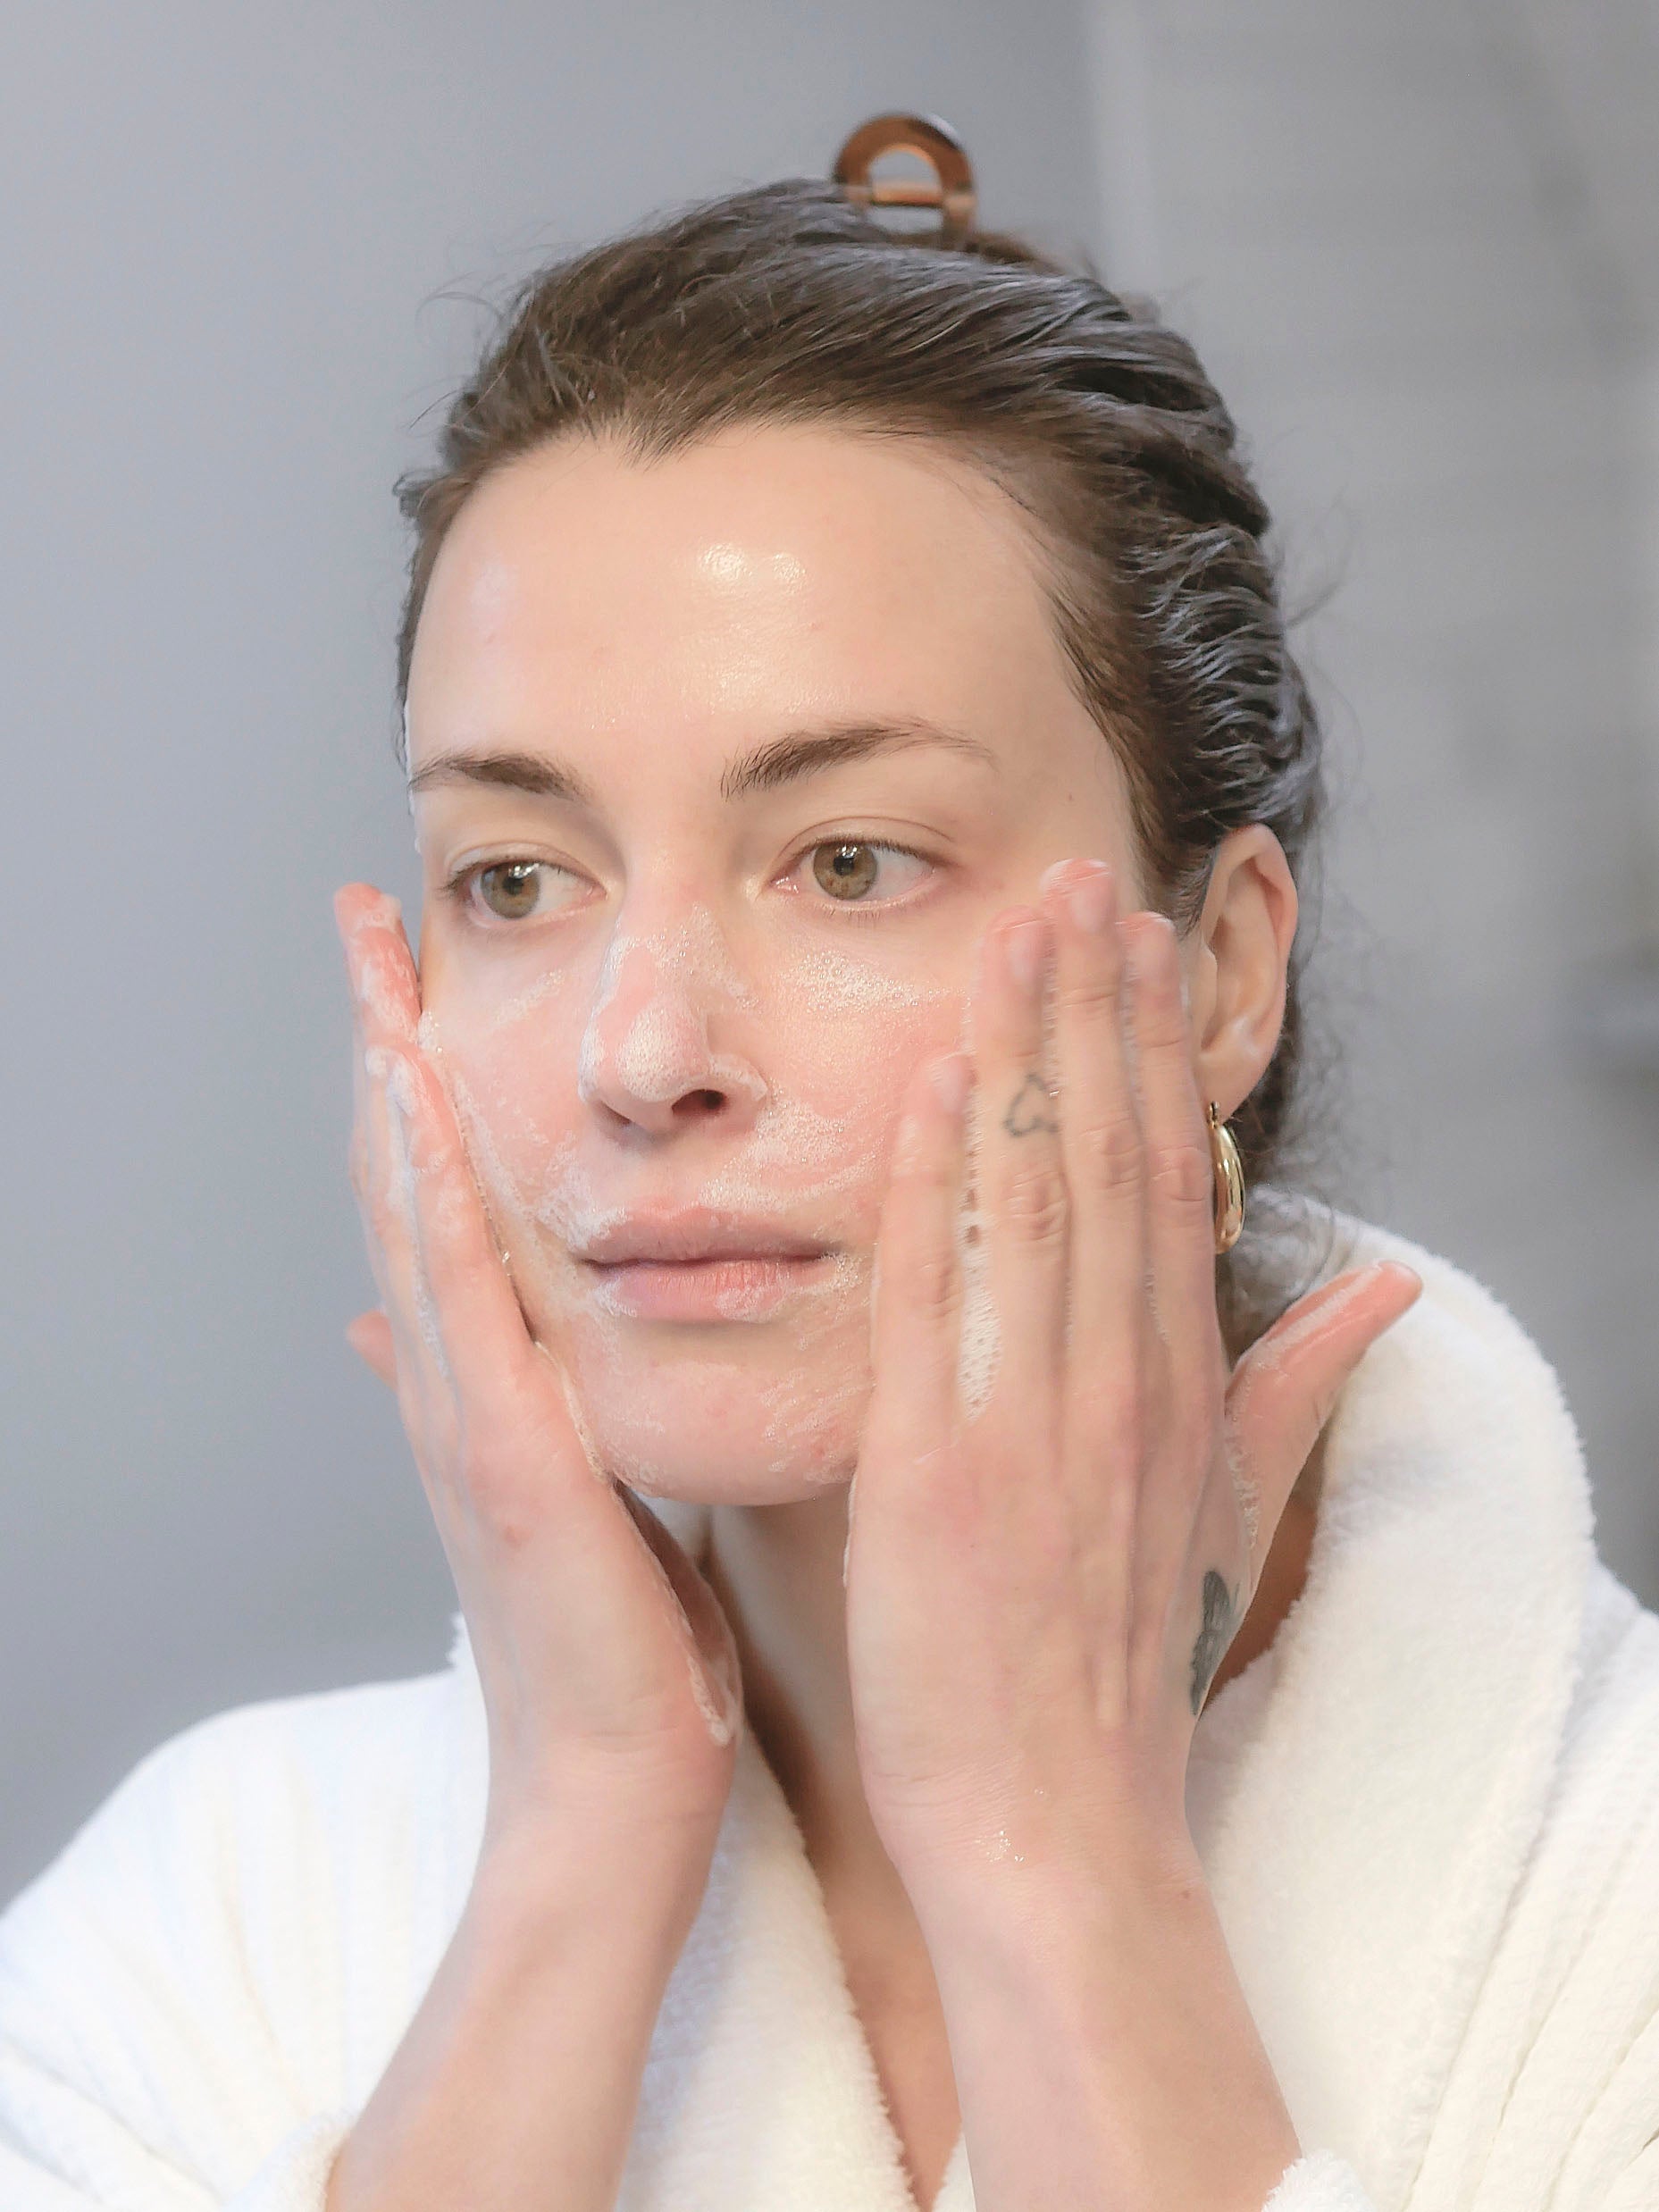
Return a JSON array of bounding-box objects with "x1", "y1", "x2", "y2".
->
[{"x1": 1208, "y1": 1102, "x2": 1245, "y2": 1254}]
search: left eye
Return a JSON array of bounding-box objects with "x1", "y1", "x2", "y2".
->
[{"x1": 802, "y1": 841, "x2": 929, "y2": 904}]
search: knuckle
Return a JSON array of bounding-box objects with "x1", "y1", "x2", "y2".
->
[
  {"x1": 908, "y1": 1247, "x2": 960, "y2": 1321},
  {"x1": 892, "y1": 1149, "x2": 956, "y2": 1200},
  {"x1": 1148, "y1": 1136, "x2": 1212, "y2": 1213},
  {"x1": 1000, "y1": 1160, "x2": 1069, "y2": 1247},
  {"x1": 1077, "y1": 1112, "x2": 1145, "y2": 1195},
  {"x1": 1053, "y1": 966, "x2": 1124, "y2": 1021}
]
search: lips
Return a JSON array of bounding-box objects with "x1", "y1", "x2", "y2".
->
[
  {"x1": 574, "y1": 1211, "x2": 840, "y2": 1322},
  {"x1": 574, "y1": 1210, "x2": 833, "y2": 1268}
]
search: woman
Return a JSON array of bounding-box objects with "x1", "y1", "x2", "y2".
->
[{"x1": 2, "y1": 119, "x2": 1656, "y2": 2212}]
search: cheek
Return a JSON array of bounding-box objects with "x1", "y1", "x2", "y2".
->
[
  {"x1": 414, "y1": 979, "x2": 594, "y2": 1311},
  {"x1": 752, "y1": 938, "x2": 968, "y2": 1202}
]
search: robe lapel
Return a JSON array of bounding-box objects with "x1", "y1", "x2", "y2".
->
[
  {"x1": 1186, "y1": 1211, "x2": 1596, "y2": 2210},
  {"x1": 641, "y1": 1726, "x2": 969, "y2": 2212}
]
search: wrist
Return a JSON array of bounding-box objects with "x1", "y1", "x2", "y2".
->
[
  {"x1": 473, "y1": 1793, "x2": 721, "y2": 1952},
  {"x1": 900, "y1": 1806, "x2": 1202, "y2": 1967}
]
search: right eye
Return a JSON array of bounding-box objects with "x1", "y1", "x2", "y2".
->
[{"x1": 448, "y1": 859, "x2": 587, "y2": 925}]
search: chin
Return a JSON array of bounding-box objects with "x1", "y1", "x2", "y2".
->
[
  {"x1": 508, "y1": 1242, "x2": 875, "y2": 1504},
  {"x1": 556, "y1": 1325, "x2": 869, "y2": 1504}
]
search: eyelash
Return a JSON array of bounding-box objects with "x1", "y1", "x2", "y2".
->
[{"x1": 439, "y1": 836, "x2": 940, "y2": 927}]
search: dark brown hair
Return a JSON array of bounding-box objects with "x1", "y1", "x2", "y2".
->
[{"x1": 392, "y1": 177, "x2": 1359, "y2": 1461}]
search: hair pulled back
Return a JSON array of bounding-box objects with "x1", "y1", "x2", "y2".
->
[{"x1": 392, "y1": 176, "x2": 1355, "y2": 1423}]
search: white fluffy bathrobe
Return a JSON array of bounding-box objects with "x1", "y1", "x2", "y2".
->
[{"x1": 3, "y1": 1211, "x2": 1658, "y2": 2211}]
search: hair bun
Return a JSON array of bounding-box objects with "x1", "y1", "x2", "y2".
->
[{"x1": 831, "y1": 113, "x2": 976, "y2": 247}]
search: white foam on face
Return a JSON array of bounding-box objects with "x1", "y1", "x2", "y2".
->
[
  {"x1": 611, "y1": 1000, "x2": 694, "y2": 1103},
  {"x1": 532, "y1": 1136, "x2": 631, "y2": 1256},
  {"x1": 485, "y1": 966, "x2": 566, "y2": 1035},
  {"x1": 575, "y1": 927, "x2": 637, "y2": 1101},
  {"x1": 754, "y1": 1252, "x2": 871, "y2": 1485},
  {"x1": 700, "y1": 1088, "x2": 865, "y2": 1210},
  {"x1": 784, "y1": 943, "x2": 950, "y2": 1012},
  {"x1": 577, "y1": 906, "x2": 766, "y2": 1106},
  {"x1": 665, "y1": 903, "x2": 761, "y2": 1010}
]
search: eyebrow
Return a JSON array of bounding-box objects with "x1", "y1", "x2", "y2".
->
[{"x1": 405, "y1": 717, "x2": 1000, "y2": 809}]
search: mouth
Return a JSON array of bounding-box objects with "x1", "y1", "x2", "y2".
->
[{"x1": 574, "y1": 1211, "x2": 840, "y2": 1322}]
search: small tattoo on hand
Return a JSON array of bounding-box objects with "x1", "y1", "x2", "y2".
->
[
  {"x1": 1003, "y1": 1070, "x2": 1059, "y2": 1139},
  {"x1": 1189, "y1": 1569, "x2": 1237, "y2": 1714}
]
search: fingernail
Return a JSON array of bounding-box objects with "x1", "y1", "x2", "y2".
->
[
  {"x1": 1005, "y1": 915, "x2": 1048, "y2": 995},
  {"x1": 1123, "y1": 918, "x2": 1169, "y2": 988},
  {"x1": 1066, "y1": 865, "x2": 1115, "y2": 935}
]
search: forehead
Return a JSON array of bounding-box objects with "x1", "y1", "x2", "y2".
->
[{"x1": 405, "y1": 422, "x2": 1079, "y2": 763}]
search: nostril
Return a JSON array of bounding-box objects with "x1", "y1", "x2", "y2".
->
[{"x1": 674, "y1": 1087, "x2": 725, "y2": 1119}]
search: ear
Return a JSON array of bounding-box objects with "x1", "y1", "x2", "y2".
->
[{"x1": 1183, "y1": 825, "x2": 1299, "y2": 1117}]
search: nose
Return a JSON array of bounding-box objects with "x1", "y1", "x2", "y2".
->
[{"x1": 576, "y1": 916, "x2": 768, "y2": 1136}]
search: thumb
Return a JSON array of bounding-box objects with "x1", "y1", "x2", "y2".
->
[
  {"x1": 345, "y1": 1307, "x2": 398, "y2": 1389},
  {"x1": 1224, "y1": 1260, "x2": 1422, "y2": 1564}
]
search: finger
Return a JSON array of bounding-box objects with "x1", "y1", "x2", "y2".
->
[
  {"x1": 334, "y1": 883, "x2": 420, "y2": 1052},
  {"x1": 1225, "y1": 1262, "x2": 1423, "y2": 1579},
  {"x1": 973, "y1": 905, "x2": 1068, "y2": 1414},
  {"x1": 1119, "y1": 912, "x2": 1227, "y2": 1440},
  {"x1": 345, "y1": 1309, "x2": 398, "y2": 1388},
  {"x1": 372, "y1": 1042, "x2": 540, "y2": 1420},
  {"x1": 336, "y1": 878, "x2": 440, "y2": 1399},
  {"x1": 350, "y1": 1017, "x2": 412, "y2": 1347},
  {"x1": 1040, "y1": 859, "x2": 1150, "y2": 1474},
  {"x1": 867, "y1": 1051, "x2": 972, "y2": 1460},
  {"x1": 339, "y1": 880, "x2": 420, "y2": 1303}
]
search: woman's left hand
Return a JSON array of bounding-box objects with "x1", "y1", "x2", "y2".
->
[{"x1": 845, "y1": 855, "x2": 1422, "y2": 1888}]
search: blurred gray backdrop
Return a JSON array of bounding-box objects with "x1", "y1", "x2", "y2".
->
[{"x1": 4, "y1": 0, "x2": 1657, "y2": 1906}]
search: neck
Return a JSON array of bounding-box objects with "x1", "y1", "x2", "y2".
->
[
  {"x1": 704, "y1": 1487, "x2": 917, "y2": 1909},
  {"x1": 701, "y1": 1445, "x2": 1324, "y2": 1881}
]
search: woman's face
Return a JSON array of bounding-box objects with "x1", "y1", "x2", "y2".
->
[{"x1": 406, "y1": 422, "x2": 1159, "y2": 1504}]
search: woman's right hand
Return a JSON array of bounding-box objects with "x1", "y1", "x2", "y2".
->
[{"x1": 332, "y1": 882, "x2": 742, "y2": 1857}]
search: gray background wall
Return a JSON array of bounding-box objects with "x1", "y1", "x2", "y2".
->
[{"x1": 4, "y1": 0, "x2": 1655, "y2": 1907}]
